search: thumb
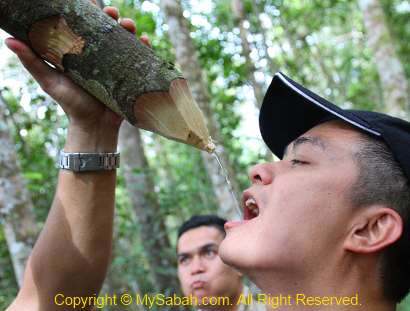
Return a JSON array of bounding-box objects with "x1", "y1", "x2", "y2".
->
[{"x1": 5, "y1": 38, "x2": 61, "y2": 94}]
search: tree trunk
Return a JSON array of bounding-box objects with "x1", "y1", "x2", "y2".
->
[
  {"x1": 161, "y1": 0, "x2": 242, "y2": 220},
  {"x1": 231, "y1": 0, "x2": 265, "y2": 107},
  {"x1": 359, "y1": 0, "x2": 409, "y2": 119},
  {"x1": 152, "y1": 137, "x2": 178, "y2": 189},
  {"x1": 0, "y1": 93, "x2": 38, "y2": 287},
  {"x1": 119, "y1": 121, "x2": 179, "y2": 296},
  {"x1": 0, "y1": 0, "x2": 213, "y2": 151}
]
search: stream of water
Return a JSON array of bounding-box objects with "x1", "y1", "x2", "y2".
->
[{"x1": 212, "y1": 151, "x2": 243, "y2": 218}]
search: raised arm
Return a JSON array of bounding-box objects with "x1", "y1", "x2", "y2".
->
[{"x1": 5, "y1": 6, "x2": 145, "y2": 311}]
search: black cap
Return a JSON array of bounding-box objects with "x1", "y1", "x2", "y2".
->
[{"x1": 259, "y1": 72, "x2": 410, "y2": 182}]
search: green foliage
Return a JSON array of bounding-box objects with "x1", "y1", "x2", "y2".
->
[
  {"x1": 254, "y1": 0, "x2": 384, "y2": 110},
  {"x1": 1, "y1": 0, "x2": 409, "y2": 307},
  {"x1": 380, "y1": 0, "x2": 410, "y2": 79},
  {"x1": 399, "y1": 295, "x2": 410, "y2": 311},
  {"x1": 145, "y1": 135, "x2": 219, "y2": 221},
  {"x1": 107, "y1": 174, "x2": 156, "y2": 294}
]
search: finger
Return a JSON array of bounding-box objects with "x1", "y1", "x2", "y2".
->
[
  {"x1": 103, "y1": 6, "x2": 119, "y2": 21},
  {"x1": 140, "y1": 35, "x2": 151, "y2": 48},
  {"x1": 119, "y1": 18, "x2": 136, "y2": 34},
  {"x1": 5, "y1": 38, "x2": 60, "y2": 93},
  {"x1": 90, "y1": 0, "x2": 97, "y2": 5}
]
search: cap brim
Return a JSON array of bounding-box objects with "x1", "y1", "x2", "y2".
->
[{"x1": 259, "y1": 72, "x2": 381, "y2": 158}]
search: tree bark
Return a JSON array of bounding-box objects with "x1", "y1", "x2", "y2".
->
[
  {"x1": 359, "y1": 0, "x2": 409, "y2": 119},
  {"x1": 0, "y1": 0, "x2": 213, "y2": 151},
  {"x1": 119, "y1": 121, "x2": 179, "y2": 296},
  {"x1": 161, "y1": 0, "x2": 242, "y2": 220},
  {"x1": 0, "y1": 93, "x2": 39, "y2": 287}
]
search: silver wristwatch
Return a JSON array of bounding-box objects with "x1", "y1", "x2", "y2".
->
[{"x1": 58, "y1": 151, "x2": 120, "y2": 172}]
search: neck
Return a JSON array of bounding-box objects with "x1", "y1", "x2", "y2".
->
[{"x1": 246, "y1": 255, "x2": 396, "y2": 311}]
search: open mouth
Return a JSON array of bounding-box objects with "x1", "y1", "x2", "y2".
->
[
  {"x1": 243, "y1": 196, "x2": 259, "y2": 220},
  {"x1": 224, "y1": 193, "x2": 260, "y2": 230}
]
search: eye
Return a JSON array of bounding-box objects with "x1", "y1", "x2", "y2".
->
[
  {"x1": 290, "y1": 159, "x2": 308, "y2": 166},
  {"x1": 203, "y1": 249, "x2": 217, "y2": 259},
  {"x1": 178, "y1": 256, "x2": 190, "y2": 265}
]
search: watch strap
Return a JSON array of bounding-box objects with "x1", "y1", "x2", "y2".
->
[{"x1": 58, "y1": 151, "x2": 120, "y2": 172}]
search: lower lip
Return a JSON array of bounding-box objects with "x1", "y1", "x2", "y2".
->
[
  {"x1": 192, "y1": 281, "x2": 205, "y2": 289},
  {"x1": 224, "y1": 220, "x2": 250, "y2": 230}
]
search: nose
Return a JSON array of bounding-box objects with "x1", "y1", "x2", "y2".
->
[
  {"x1": 190, "y1": 256, "x2": 206, "y2": 275},
  {"x1": 249, "y1": 162, "x2": 274, "y2": 185}
]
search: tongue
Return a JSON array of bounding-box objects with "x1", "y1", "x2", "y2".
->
[
  {"x1": 224, "y1": 220, "x2": 249, "y2": 230},
  {"x1": 244, "y1": 206, "x2": 255, "y2": 220}
]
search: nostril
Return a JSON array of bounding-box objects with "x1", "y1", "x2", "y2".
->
[
  {"x1": 249, "y1": 165, "x2": 265, "y2": 184},
  {"x1": 249, "y1": 163, "x2": 274, "y2": 185},
  {"x1": 253, "y1": 174, "x2": 262, "y2": 183}
]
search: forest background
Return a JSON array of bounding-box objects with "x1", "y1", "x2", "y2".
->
[{"x1": 0, "y1": 0, "x2": 409, "y2": 310}]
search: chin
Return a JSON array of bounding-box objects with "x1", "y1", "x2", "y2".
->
[
  {"x1": 220, "y1": 236, "x2": 269, "y2": 279},
  {"x1": 192, "y1": 292, "x2": 206, "y2": 301},
  {"x1": 219, "y1": 236, "x2": 246, "y2": 269}
]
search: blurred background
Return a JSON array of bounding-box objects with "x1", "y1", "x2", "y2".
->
[{"x1": 0, "y1": 0, "x2": 409, "y2": 309}]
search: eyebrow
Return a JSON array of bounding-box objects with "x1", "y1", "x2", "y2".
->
[
  {"x1": 177, "y1": 243, "x2": 218, "y2": 258},
  {"x1": 284, "y1": 136, "x2": 327, "y2": 157}
]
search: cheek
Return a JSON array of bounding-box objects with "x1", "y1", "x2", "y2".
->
[
  {"x1": 270, "y1": 175, "x2": 316, "y2": 203},
  {"x1": 178, "y1": 268, "x2": 191, "y2": 295},
  {"x1": 206, "y1": 257, "x2": 228, "y2": 276},
  {"x1": 270, "y1": 173, "x2": 349, "y2": 214},
  {"x1": 263, "y1": 178, "x2": 352, "y2": 252}
]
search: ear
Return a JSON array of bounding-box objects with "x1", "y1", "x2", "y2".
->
[{"x1": 344, "y1": 207, "x2": 403, "y2": 254}]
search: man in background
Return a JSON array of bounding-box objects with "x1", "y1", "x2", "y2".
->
[{"x1": 177, "y1": 214, "x2": 263, "y2": 310}]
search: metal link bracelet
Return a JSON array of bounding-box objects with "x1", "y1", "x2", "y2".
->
[{"x1": 58, "y1": 151, "x2": 120, "y2": 172}]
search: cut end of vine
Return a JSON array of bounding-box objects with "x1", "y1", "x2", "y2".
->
[
  {"x1": 133, "y1": 79, "x2": 212, "y2": 151},
  {"x1": 203, "y1": 138, "x2": 216, "y2": 153},
  {"x1": 29, "y1": 16, "x2": 85, "y2": 71}
]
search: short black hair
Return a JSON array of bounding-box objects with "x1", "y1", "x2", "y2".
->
[
  {"x1": 177, "y1": 215, "x2": 227, "y2": 239},
  {"x1": 352, "y1": 134, "x2": 410, "y2": 303}
]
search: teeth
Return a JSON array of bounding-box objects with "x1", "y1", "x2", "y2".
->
[
  {"x1": 245, "y1": 198, "x2": 256, "y2": 207},
  {"x1": 245, "y1": 198, "x2": 259, "y2": 216}
]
